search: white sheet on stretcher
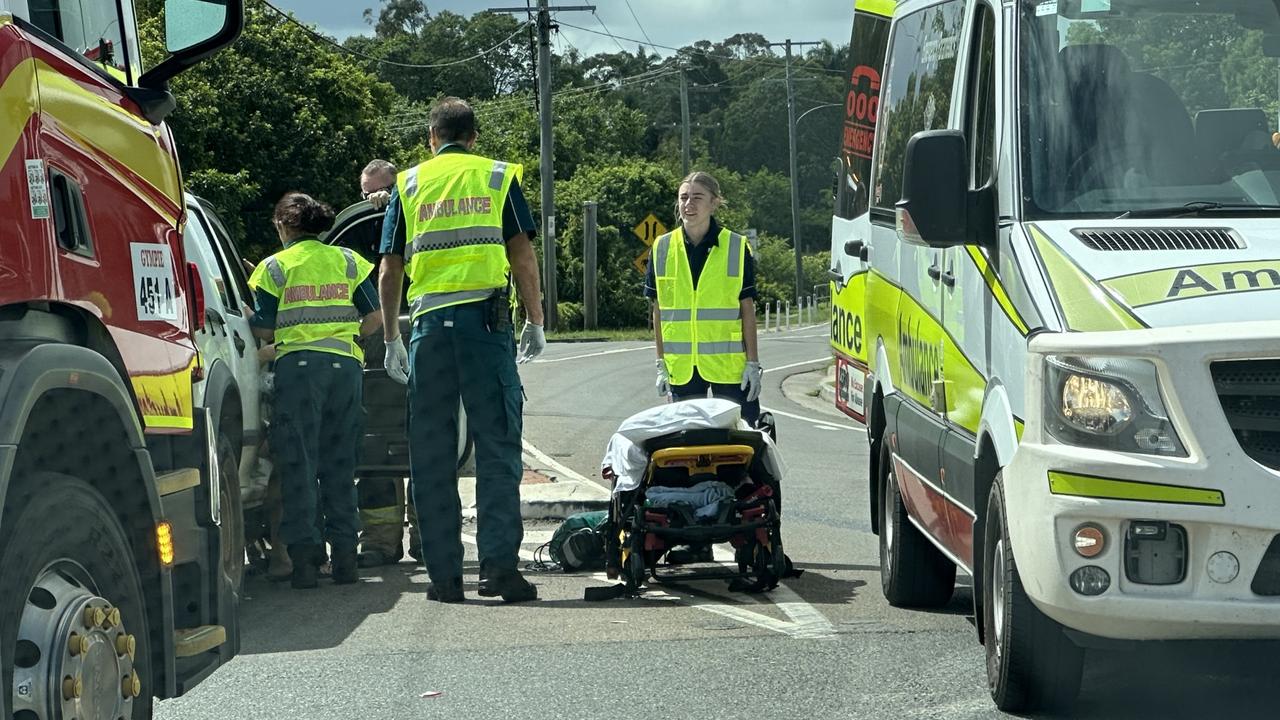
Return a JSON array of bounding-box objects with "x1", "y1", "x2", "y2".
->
[{"x1": 601, "y1": 398, "x2": 787, "y2": 495}]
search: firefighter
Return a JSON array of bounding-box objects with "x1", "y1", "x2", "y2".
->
[
  {"x1": 378, "y1": 96, "x2": 545, "y2": 604},
  {"x1": 248, "y1": 193, "x2": 383, "y2": 589},
  {"x1": 354, "y1": 159, "x2": 422, "y2": 568},
  {"x1": 645, "y1": 172, "x2": 764, "y2": 566}
]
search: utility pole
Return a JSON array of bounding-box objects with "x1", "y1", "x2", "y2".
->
[
  {"x1": 679, "y1": 70, "x2": 691, "y2": 176},
  {"x1": 583, "y1": 201, "x2": 598, "y2": 331},
  {"x1": 489, "y1": 1, "x2": 595, "y2": 331},
  {"x1": 769, "y1": 38, "x2": 821, "y2": 303}
]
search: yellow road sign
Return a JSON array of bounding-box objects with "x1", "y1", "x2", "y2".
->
[
  {"x1": 633, "y1": 247, "x2": 650, "y2": 274},
  {"x1": 633, "y1": 213, "x2": 667, "y2": 247}
]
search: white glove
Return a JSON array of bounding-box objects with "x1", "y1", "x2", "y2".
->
[
  {"x1": 655, "y1": 359, "x2": 671, "y2": 397},
  {"x1": 740, "y1": 361, "x2": 764, "y2": 402},
  {"x1": 516, "y1": 321, "x2": 545, "y2": 364},
  {"x1": 367, "y1": 190, "x2": 391, "y2": 210},
  {"x1": 384, "y1": 335, "x2": 410, "y2": 385}
]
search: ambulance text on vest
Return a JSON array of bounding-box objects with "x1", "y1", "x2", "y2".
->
[{"x1": 417, "y1": 196, "x2": 493, "y2": 222}]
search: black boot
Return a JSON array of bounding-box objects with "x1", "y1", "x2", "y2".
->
[
  {"x1": 478, "y1": 568, "x2": 537, "y2": 603},
  {"x1": 332, "y1": 547, "x2": 358, "y2": 585},
  {"x1": 426, "y1": 577, "x2": 464, "y2": 603},
  {"x1": 288, "y1": 545, "x2": 319, "y2": 589}
]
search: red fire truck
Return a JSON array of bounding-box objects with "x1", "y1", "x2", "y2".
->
[{"x1": 0, "y1": 0, "x2": 244, "y2": 716}]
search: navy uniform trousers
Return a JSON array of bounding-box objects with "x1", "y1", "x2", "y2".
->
[
  {"x1": 408, "y1": 301, "x2": 524, "y2": 585},
  {"x1": 271, "y1": 350, "x2": 364, "y2": 550}
]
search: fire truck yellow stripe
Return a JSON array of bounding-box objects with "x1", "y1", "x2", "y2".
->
[{"x1": 0, "y1": 57, "x2": 37, "y2": 164}]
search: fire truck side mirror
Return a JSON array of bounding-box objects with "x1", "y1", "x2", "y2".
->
[
  {"x1": 187, "y1": 262, "x2": 207, "y2": 334},
  {"x1": 135, "y1": 0, "x2": 245, "y2": 114}
]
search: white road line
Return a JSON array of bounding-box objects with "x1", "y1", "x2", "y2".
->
[
  {"x1": 762, "y1": 405, "x2": 866, "y2": 432},
  {"x1": 763, "y1": 357, "x2": 831, "y2": 375},
  {"x1": 533, "y1": 345, "x2": 654, "y2": 364},
  {"x1": 522, "y1": 439, "x2": 592, "y2": 483},
  {"x1": 462, "y1": 532, "x2": 537, "y2": 563}
]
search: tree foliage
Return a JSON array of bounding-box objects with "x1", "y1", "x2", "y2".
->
[{"x1": 141, "y1": 1, "x2": 852, "y2": 325}]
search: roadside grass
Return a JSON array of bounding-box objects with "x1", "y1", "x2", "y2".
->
[{"x1": 546, "y1": 328, "x2": 654, "y2": 342}]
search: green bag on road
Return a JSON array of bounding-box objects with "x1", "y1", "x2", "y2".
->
[{"x1": 548, "y1": 510, "x2": 609, "y2": 572}]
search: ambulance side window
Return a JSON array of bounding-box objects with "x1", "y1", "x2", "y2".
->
[
  {"x1": 870, "y1": 0, "x2": 967, "y2": 221},
  {"x1": 966, "y1": 3, "x2": 997, "y2": 187},
  {"x1": 26, "y1": 0, "x2": 130, "y2": 82}
]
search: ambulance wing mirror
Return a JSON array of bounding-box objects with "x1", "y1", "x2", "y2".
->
[
  {"x1": 896, "y1": 130, "x2": 969, "y2": 248},
  {"x1": 135, "y1": 0, "x2": 245, "y2": 121}
]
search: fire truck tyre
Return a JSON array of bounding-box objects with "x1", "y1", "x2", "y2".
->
[
  {"x1": 0, "y1": 472, "x2": 153, "y2": 719},
  {"x1": 984, "y1": 474, "x2": 1083, "y2": 712},
  {"x1": 878, "y1": 433, "x2": 955, "y2": 607},
  {"x1": 218, "y1": 432, "x2": 245, "y2": 593}
]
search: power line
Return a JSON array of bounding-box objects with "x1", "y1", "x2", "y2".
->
[
  {"x1": 257, "y1": 0, "x2": 531, "y2": 70},
  {"x1": 555, "y1": 19, "x2": 845, "y2": 75},
  {"x1": 622, "y1": 0, "x2": 659, "y2": 55},
  {"x1": 587, "y1": 9, "x2": 628, "y2": 54}
]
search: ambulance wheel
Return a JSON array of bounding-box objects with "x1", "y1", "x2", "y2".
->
[
  {"x1": 878, "y1": 431, "x2": 955, "y2": 607},
  {"x1": 1, "y1": 473, "x2": 153, "y2": 719},
  {"x1": 984, "y1": 475, "x2": 1082, "y2": 712}
]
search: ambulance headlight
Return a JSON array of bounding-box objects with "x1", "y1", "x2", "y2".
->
[{"x1": 1045, "y1": 356, "x2": 1186, "y2": 457}]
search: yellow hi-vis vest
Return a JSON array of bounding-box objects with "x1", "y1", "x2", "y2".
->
[
  {"x1": 397, "y1": 152, "x2": 522, "y2": 320},
  {"x1": 654, "y1": 226, "x2": 749, "y2": 385},
  {"x1": 250, "y1": 239, "x2": 373, "y2": 363}
]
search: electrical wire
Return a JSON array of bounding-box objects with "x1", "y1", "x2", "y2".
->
[
  {"x1": 257, "y1": 0, "x2": 531, "y2": 70},
  {"x1": 587, "y1": 9, "x2": 628, "y2": 54},
  {"x1": 555, "y1": 19, "x2": 846, "y2": 76},
  {"x1": 622, "y1": 0, "x2": 659, "y2": 55}
]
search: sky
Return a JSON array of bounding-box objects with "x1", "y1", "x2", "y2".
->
[{"x1": 268, "y1": 1, "x2": 854, "y2": 58}]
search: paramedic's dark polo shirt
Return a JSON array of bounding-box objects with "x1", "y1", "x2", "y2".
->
[{"x1": 643, "y1": 217, "x2": 758, "y2": 300}]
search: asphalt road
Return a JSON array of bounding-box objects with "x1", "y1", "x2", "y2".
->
[{"x1": 157, "y1": 326, "x2": 1280, "y2": 719}]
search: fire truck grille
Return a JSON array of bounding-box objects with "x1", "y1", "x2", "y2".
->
[{"x1": 1211, "y1": 359, "x2": 1280, "y2": 472}]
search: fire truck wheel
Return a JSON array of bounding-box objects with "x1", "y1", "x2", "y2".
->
[
  {"x1": 877, "y1": 431, "x2": 956, "y2": 607},
  {"x1": 984, "y1": 474, "x2": 1082, "y2": 712},
  {"x1": 218, "y1": 433, "x2": 245, "y2": 593},
  {"x1": 0, "y1": 472, "x2": 153, "y2": 719}
]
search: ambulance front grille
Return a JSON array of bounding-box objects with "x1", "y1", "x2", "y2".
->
[
  {"x1": 1211, "y1": 359, "x2": 1280, "y2": 472},
  {"x1": 1073, "y1": 228, "x2": 1241, "y2": 251}
]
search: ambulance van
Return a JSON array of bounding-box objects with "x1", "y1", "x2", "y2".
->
[{"x1": 831, "y1": 0, "x2": 1280, "y2": 710}]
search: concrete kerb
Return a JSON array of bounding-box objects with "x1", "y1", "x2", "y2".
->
[{"x1": 458, "y1": 444, "x2": 611, "y2": 522}]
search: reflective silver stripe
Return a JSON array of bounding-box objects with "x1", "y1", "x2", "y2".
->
[
  {"x1": 404, "y1": 226, "x2": 504, "y2": 263},
  {"x1": 276, "y1": 305, "x2": 360, "y2": 329},
  {"x1": 340, "y1": 247, "x2": 358, "y2": 280},
  {"x1": 654, "y1": 233, "x2": 671, "y2": 275},
  {"x1": 404, "y1": 172, "x2": 418, "y2": 199},
  {"x1": 726, "y1": 233, "x2": 743, "y2": 278},
  {"x1": 696, "y1": 308, "x2": 741, "y2": 321},
  {"x1": 264, "y1": 257, "x2": 286, "y2": 289},
  {"x1": 662, "y1": 341, "x2": 693, "y2": 354},
  {"x1": 490, "y1": 162, "x2": 508, "y2": 190},
  {"x1": 660, "y1": 309, "x2": 691, "y2": 322},
  {"x1": 697, "y1": 340, "x2": 745, "y2": 355},
  {"x1": 410, "y1": 288, "x2": 497, "y2": 317},
  {"x1": 281, "y1": 338, "x2": 354, "y2": 354}
]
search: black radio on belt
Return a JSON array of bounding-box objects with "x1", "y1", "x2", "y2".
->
[{"x1": 485, "y1": 286, "x2": 513, "y2": 332}]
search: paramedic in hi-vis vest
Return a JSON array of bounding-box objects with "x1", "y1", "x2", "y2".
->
[
  {"x1": 378, "y1": 97, "x2": 545, "y2": 604},
  {"x1": 249, "y1": 193, "x2": 383, "y2": 589},
  {"x1": 647, "y1": 171, "x2": 763, "y2": 424}
]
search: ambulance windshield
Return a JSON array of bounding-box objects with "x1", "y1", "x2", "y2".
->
[{"x1": 1021, "y1": 0, "x2": 1280, "y2": 218}]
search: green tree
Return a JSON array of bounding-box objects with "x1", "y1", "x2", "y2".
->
[{"x1": 140, "y1": 4, "x2": 401, "y2": 259}]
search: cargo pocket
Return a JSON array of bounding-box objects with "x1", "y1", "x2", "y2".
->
[{"x1": 501, "y1": 376, "x2": 524, "y2": 440}]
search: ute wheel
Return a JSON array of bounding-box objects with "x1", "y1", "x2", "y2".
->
[
  {"x1": 984, "y1": 474, "x2": 1083, "y2": 712},
  {"x1": 878, "y1": 431, "x2": 956, "y2": 607},
  {"x1": 218, "y1": 432, "x2": 245, "y2": 594},
  {"x1": 1, "y1": 473, "x2": 153, "y2": 719}
]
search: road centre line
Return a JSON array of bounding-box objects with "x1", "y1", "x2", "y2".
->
[
  {"x1": 763, "y1": 357, "x2": 830, "y2": 375},
  {"x1": 532, "y1": 345, "x2": 654, "y2": 364},
  {"x1": 522, "y1": 438, "x2": 593, "y2": 483},
  {"x1": 762, "y1": 405, "x2": 865, "y2": 432}
]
